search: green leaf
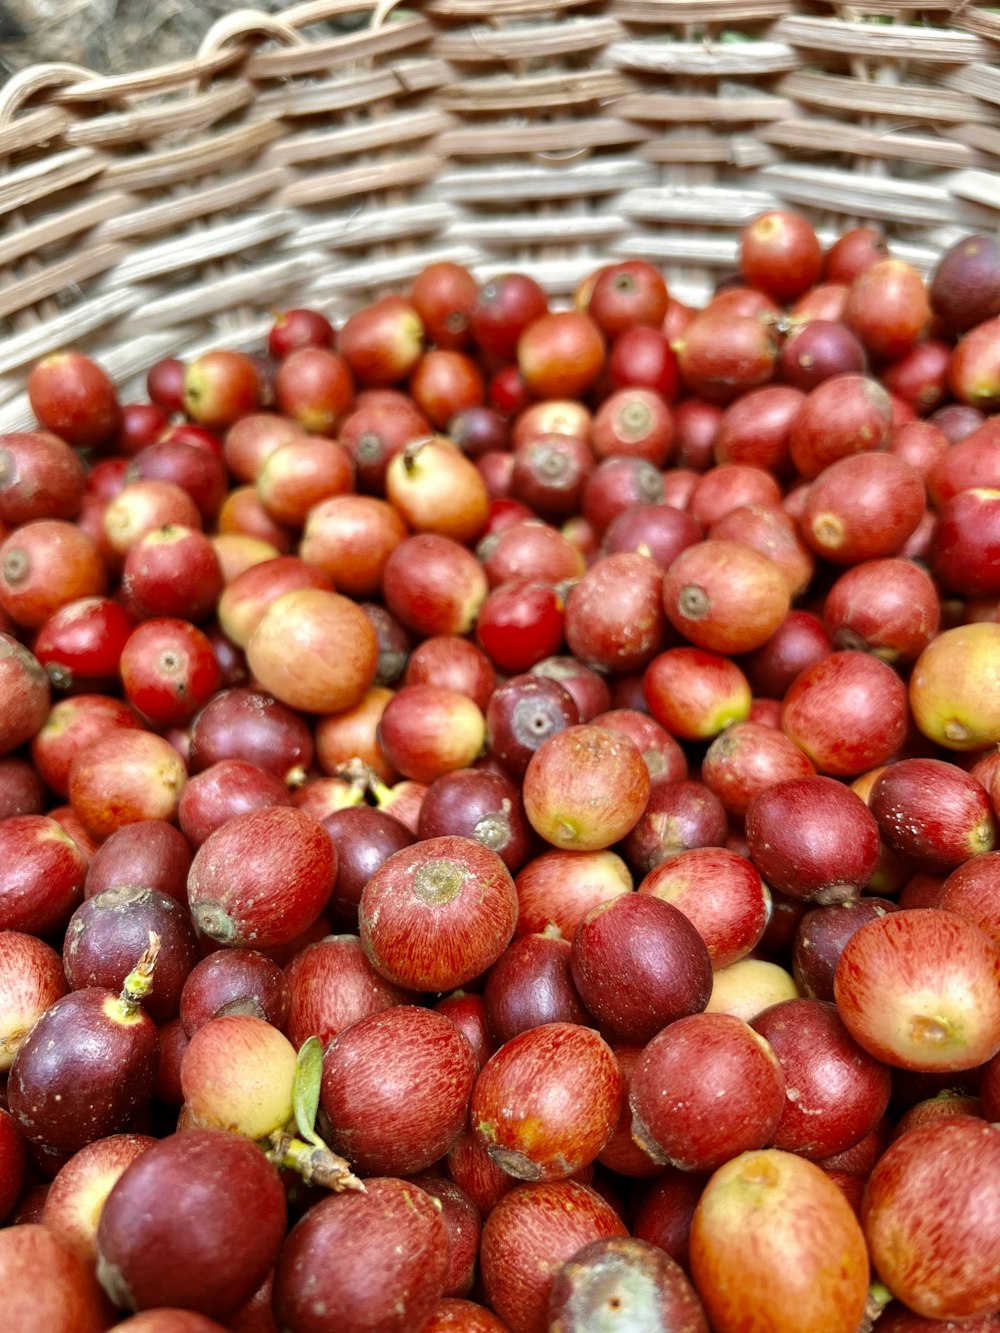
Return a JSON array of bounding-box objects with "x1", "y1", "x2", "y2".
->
[{"x1": 293, "y1": 1036, "x2": 326, "y2": 1150}]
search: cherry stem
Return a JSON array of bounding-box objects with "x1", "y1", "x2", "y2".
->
[
  {"x1": 402, "y1": 436, "x2": 434, "y2": 471},
  {"x1": 367, "y1": 771, "x2": 395, "y2": 807},
  {"x1": 340, "y1": 757, "x2": 376, "y2": 798},
  {"x1": 340, "y1": 759, "x2": 396, "y2": 810},
  {"x1": 859, "y1": 1281, "x2": 893, "y2": 1330},
  {"x1": 267, "y1": 1130, "x2": 365, "y2": 1194},
  {"x1": 120, "y1": 931, "x2": 162, "y2": 1014}
]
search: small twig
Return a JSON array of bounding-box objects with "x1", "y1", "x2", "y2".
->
[
  {"x1": 267, "y1": 1130, "x2": 365, "y2": 1194},
  {"x1": 120, "y1": 931, "x2": 161, "y2": 1013}
]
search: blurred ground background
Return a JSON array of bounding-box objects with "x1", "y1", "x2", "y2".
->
[{"x1": 0, "y1": 0, "x2": 344, "y2": 76}]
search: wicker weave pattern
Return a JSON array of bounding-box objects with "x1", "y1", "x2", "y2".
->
[{"x1": 1, "y1": 1, "x2": 998, "y2": 428}]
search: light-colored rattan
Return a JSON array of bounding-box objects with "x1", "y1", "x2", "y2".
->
[{"x1": 1, "y1": 1, "x2": 998, "y2": 427}]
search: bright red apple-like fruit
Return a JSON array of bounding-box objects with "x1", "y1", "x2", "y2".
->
[
  {"x1": 480, "y1": 1180, "x2": 628, "y2": 1333},
  {"x1": 744, "y1": 774, "x2": 880, "y2": 904},
  {"x1": 662, "y1": 538, "x2": 790, "y2": 655},
  {"x1": 0, "y1": 1106, "x2": 26, "y2": 1223},
  {"x1": 246, "y1": 587, "x2": 378, "y2": 715},
  {"x1": 629, "y1": 1012, "x2": 786, "y2": 1172},
  {"x1": 321, "y1": 1004, "x2": 477, "y2": 1176},
  {"x1": 522, "y1": 724, "x2": 650, "y2": 851},
  {"x1": 862, "y1": 1116, "x2": 1000, "y2": 1320},
  {"x1": 0, "y1": 429, "x2": 86, "y2": 525},
  {"x1": 34, "y1": 594, "x2": 134, "y2": 688},
  {"x1": 68, "y1": 728, "x2": 187, "y2": 839},
  {"x1": 822, "y1": 556, "x2": 940, "y2": 664},
  {"x1": 750, "y1": 997, "x2": 891, "y2": 1160},
  {"x1": 8, "y1": 943, "x2": 160, "y2": 1155},
  {"x1": 0, "y1": 1223, "x2": 115, "y2": 1333},
  {"x1": 41, "y1": 1131, "x2": 156, "y2": 1262},
  {"x1": 689, "y1": 1148, "x2": 869, "y2": 1333},
  {"x1": 834, "y1": 908, "x2": 1000, "y2": 1071},
  {"x1": 96, "y1": 1127, "x2": 286, "y2": 1318},
  {"x1": 406, "y1": 1171, "x2": 482, "y2": 1300},
  {"x1": 187, "y1": 805, "x2": 335, "y2": 948},
  {"x1": 27, "y1": 350, "x2": 120, "y2": 450},
  {"x1": 471, "y1": 1021, "x2": 621, "y2": 1182},
  {"x1": 938, "y1": 850, "x2": 1000, "y2": 951},
  {"x1": 644, "y1": 647, "x2": 752, "y2": 741},
  {"x1": 182, "y1": 350, "x2": 261, "y2": 430},
  {"x1": 0, "y1": 813, "x2": 88, "y2": 935},
  {"x1": 0, "y1": 631, "x2": 50, "y2": 755},
  {"x1": 0, "y1": 930, "x2": 67, "y2": 1071},
  {"x1": 513, "y1": 847, "x2": 633, "y2": 939},
  {"x1": 700, "y1": 720, "x2": 815, "y2": 821},
  {"x1": 869, "y1": 757, "x2": 996, "y2": 872},
  {"x1": 376, "y1": 684, "x2": 486, "y2": 785},
  {"x1": 272, "y1": 1176, "x2": 448, "y2": 1333},
  {"x1": 85, "y1": 818, "x2": 192, "y2": 904},
  {"x1": 739, "y1": 209, "x2": 823, "y2": 302},
  {"x1": 284, "y1": 932, "x2": 410, "y2": 1048},
  {"x1": 359, "y1": 835, "x2": 518, "y2": 992},
  {"x1": 570, "y1": 892, "x2": 713, "y2": 1043},
  {"x1": 639, "y1": 846, "x2": 769, "y2": 969},
  {"x1": 780, "y1": 650, "x2": 909, "y2": 778}
]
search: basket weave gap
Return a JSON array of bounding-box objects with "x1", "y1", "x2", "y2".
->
[
  {"x1": 423, "y1": 0, "x2": 595, "y2": 18},
  {"x1": 294, "y1": 199, "x2": 450, "y2": 250},
  {"x1": 952, "y1": 8, "x2": 1000, "y2": 40},
  {"x1": 0, "y1": 290, "x2": 139, "y2": 380},
  {"x1": 611, "y1": 38, "x2": 800, "y2": 76},
  {"x1": 616, "y1": 90, "x2": 795, "y2": 120},
  {"x1": 952, "y1": 122, "x2": 1000, "y2": 159},
  {"x1": 437, "y1": 68, "x2": 633, "y2": 110},
  {"x1": 436, "y1": 119, "x2": 646, "y2": 155}
]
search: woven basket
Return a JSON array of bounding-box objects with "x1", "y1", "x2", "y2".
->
[{"x1": 1, "y1": 0, "x2": 999, "y2": 431}]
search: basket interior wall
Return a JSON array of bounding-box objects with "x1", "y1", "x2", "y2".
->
[{"x1": 1, "y1": 0, "x2": 999, "y2": 426}]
